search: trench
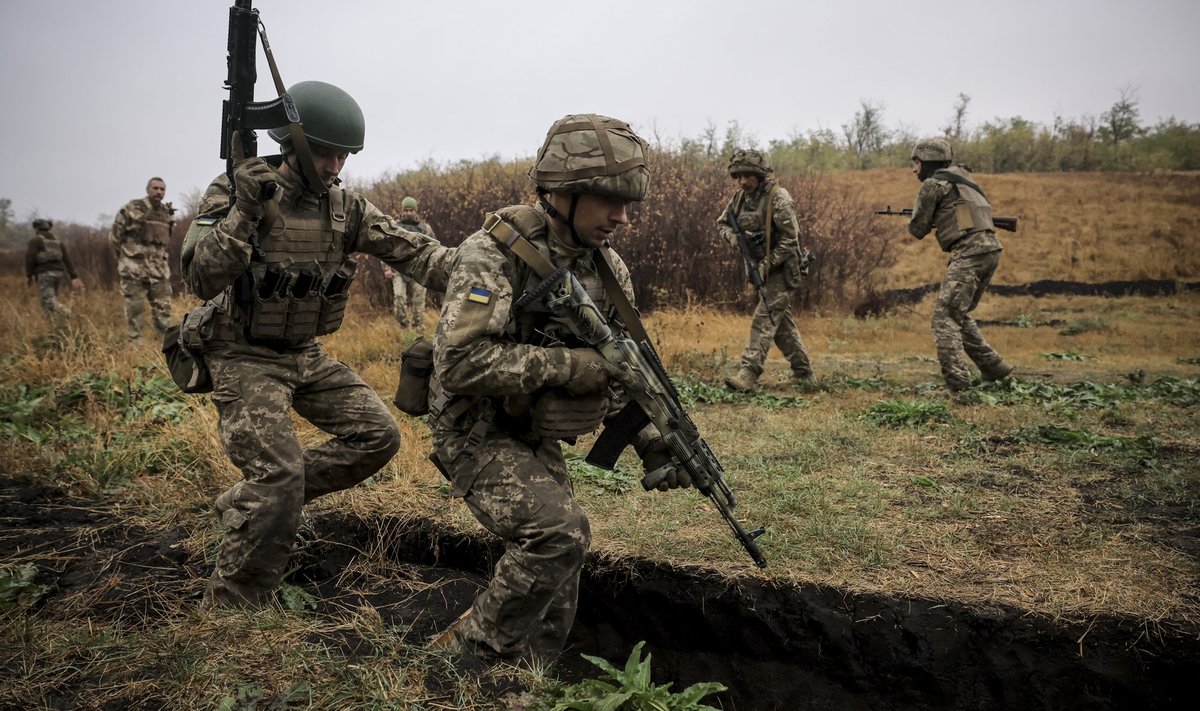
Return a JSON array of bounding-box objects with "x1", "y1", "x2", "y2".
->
[{"x1": 301, "y1": 510, "x2": 1198, "y2": 711}]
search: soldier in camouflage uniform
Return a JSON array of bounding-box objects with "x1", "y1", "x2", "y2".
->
[
  {"x1": 382, "y1": 196, "x2": 436, "y2": 330},
  {"x1": 25, "y1": 219, "x2": 82, "y2": 319},
  {"x1": 111, "y1": 177, "x2": 175, "y2": 341},
  {"x1": 181, "y1": 81, "x2": 452, "y2": 609},
  {"x1": 717, "y1": 149, "x2": 812, "y2": 392},
  {"x1": 427, "y1": 114, "x2": 689, "y2": 666},
  {"x1": 907, "y1": 138, "x2": 1013, "y2": 392}
]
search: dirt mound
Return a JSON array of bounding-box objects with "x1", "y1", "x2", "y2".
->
[{"x1": 855, "y1": 279, "x2": 1200, "y2": 317}]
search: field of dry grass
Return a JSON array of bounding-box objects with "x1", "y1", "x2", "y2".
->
[{"x1": 2, "y1": 169, "x2": 1198, "y2": 708}]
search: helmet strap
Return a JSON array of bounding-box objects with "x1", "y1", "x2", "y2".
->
[{"x1": 537, "y1": 191, "x2": 583, "y2": 246}]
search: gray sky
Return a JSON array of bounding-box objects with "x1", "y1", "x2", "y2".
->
[{"x1": 2, "y1": 0, "x2": 1198, "y2": 226}]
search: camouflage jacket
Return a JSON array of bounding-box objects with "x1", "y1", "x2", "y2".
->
[
  {"x1": 181, "y1": 158, "x2": 452, "y2": 303},
  {"x1": 908, "y1": 165, "x2": 1002, "y2": 258},
  {"x1": 715, "y1": 179, "x2": 802, "y2": 272},
  {"x1": 110, "y1": 197, "x2": 174, "y2": 280},
  {"x1": 399, "y1": 216, "x2": 437, "y2": 242},
  {"x1": 430, "y1": 203, "x2": 639, "y2": 455},
  {"x1": 26, "y1": 231, "x2": 77, "y2": 279}
]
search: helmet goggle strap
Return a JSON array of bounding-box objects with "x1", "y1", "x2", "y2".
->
[{"x1": 537, "y1": 190, "x2": 583, "y2": 246}]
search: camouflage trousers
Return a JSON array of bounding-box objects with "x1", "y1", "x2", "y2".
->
[
  {"x1": 118, "y1": 275, "x2": 173, "y2": 340},
  {"x1": 436, "y1": 429, "x2": 590, "y2": 663},
  {"x1": 932, "y1": 250, "x2": 1005, "y2": 390},
  {"x1": 392, "y1": 274, "x2": 427, "y2": 329},
  {"x1": 738, "y1": 269, "x2": 811, "y2": 378},
  {"x1": 203, "y1": 341, "x2": 401, "y2": 608},
  {"x1": 35, "y1": 271, "x2": 72, "y2": 319}
]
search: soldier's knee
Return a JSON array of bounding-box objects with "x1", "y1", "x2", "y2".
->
[{"x1": 358, "y1": 418, "x2": 402, "y2": 466}]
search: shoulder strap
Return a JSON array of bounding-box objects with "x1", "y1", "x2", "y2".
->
[
  {"x1": 481, "y1": 212, "x2": 650, "y2": 344},
  {"x1": 764, "y1": 183, "x2": 777, "y2": 256},
  {"x1": 932, "y1": 169, "x2": 987, "y2": 200}
]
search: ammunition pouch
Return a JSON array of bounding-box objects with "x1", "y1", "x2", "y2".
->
[
  {"x1": 240, "y1": 259, "x2": 356, "y2": 346},
  {"x1": 162, "y1": 303, "x2": 219, "y2": 394},
  {"x1": 530, "y1": 388, "x2": 608, "y2": 440},
  {"x1": 393, "y1": 337, "x2": 434, "y2": 416}
]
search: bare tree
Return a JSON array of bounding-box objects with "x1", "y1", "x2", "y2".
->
[
  {"x1": 1100, "y1": 84, "x2": 1143, "y2": 144},
  {"x1": 841, "y1": 100, "x2": 890, "y2": 169},
  {"x1": 942, "y1": 93, "x2": 971, "y2": 141}
]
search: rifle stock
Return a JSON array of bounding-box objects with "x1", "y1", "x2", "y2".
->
[{"x1": 874, "y1": 206, "x2": 1019, "y2": 233}]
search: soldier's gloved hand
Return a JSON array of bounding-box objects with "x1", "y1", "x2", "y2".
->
[
  {"x1": 756, "y1": 258, "x2": 770, "y2": 283},
  {"x1": 640, "y1": 438, "x2": 691, "y2": 491},
  {"x1": 564, "y1": 349, "x2": 640, "y2": 396},
  {"x1": 233, "y1": 158, "x2": 276, "y2": 219}
]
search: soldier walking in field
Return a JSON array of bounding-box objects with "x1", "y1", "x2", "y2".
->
[
  {"x1": 25, "y1": 219, "x2": 82, "y2": 320},
  {"x1": 382, "y1": 196, "x2": 437, "y2": 330},
  {"x1": 181, "y1": 81, "x2": 451, "y2": 609},
  {"x1": 906, "y1": 138, "x2": 1013, "y2": 391},
  {"x1": 717, "y1": 149, "x2": 812, "y2": 392},
  {"x1": 110, "y1": 177, "x2": 176, "y2": 341},
  {"x1": 426, "y1": 114, "x2": 690, "y2": 666}
]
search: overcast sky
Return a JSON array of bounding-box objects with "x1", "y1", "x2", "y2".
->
[{"x1": 2, "y1": 0, "x2": 1198, "y2": 226}]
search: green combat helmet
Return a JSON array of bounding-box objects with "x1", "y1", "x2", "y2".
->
[
  {"x1": 401, "y1": 196, "x2": 418, "y2": 210},
  {"x1": 727, "y1": 148, "x2": 771, "y2": 178},
  {"x1": 530, "y1": 113, "x2": 649, "y2": 201},
  {"x1": 911, "y1": 137, "x2": 953, "y2": 163},
  {"x1": 267, "y1": 81, "x2": 366, "y2": 154}
]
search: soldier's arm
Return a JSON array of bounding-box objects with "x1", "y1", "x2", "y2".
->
[
  {"x1": 907, "y1": 180, "x2": 942, "y2": 240},
  {"x1": 181, "y1": 176, "x2": 256, "y2": 300},
  {"x1": 715, "y1": 195, "x2": 738, "y2": 249},
  {"x1": 109, "y1": 207, "x2": 127, "y2": 253},
  {"x1": 434, "y1": 237, "x2": 572, "y2": 396},
  {"x1": 352, "y1": 198, "x2": 452, "y2": 291},
  {"x1": 767, "y1": 188, "x2": 800, "y2": 269}
]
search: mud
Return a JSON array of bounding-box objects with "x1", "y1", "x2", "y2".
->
[
  {"x1": 2, "y1": 476, "x2": 1197, "y2": 710},
  {"x1": 854, "y1": 279, "x2": 1200, "y2": 317}
]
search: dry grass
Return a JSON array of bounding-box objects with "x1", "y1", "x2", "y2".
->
[{"x1": 1, "y1": 169, "x2": 1198, "y2": 707}]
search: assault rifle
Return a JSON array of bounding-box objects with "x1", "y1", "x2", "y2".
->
[
  {"x1": 722, "y1": 207, "x2": 775, "y2": 324},
  {"x1": 875, "y1": 206, "x2": 1019, "y2": 233},
  {"x1": 516, "y1": 264, "x2": 769, "y2": 568}
]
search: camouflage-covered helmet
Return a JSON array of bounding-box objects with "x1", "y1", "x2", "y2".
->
[
  {"x1": 401, "y1": 196, "x2": 418, "y2": 210},
  {"x1": 31, "y1": 218, "x2": 52, "y2": 231},
  {"x1": 911, "y1": 138, "x2": 953, "y2": 162},
  {"x1": 530, "y1": 114, "x2": 649, "y2": 201},
  {"x1": 268, "y1": 81, "x2": 366, "y2": 154},
  {"x1": 728, "y1": 148, "x2": 771, "y2": 178}
]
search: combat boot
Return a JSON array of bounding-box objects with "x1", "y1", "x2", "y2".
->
[
  {"x1": 428, "y1": 608, "x2": 473, "y2": 653},
  {"x1": 981, "y1": 360, "x2": 1015, "y2": 382},
  {"x1": 724, "y1": 367, "x2": 758, "y2": 393}
]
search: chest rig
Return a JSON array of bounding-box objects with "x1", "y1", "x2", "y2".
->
[
  {"x1": 140, "y1": 203, "x2": 172, "y2": 246},
  {"x1": 731, "y1": 181, "x2": 779, "y2": 262},
  {"x1": 35, "y1": 235, "x2": 64, "y2": 267},
  {"x1": 233, "y1": 186, "x2": 358, "y2": 346}
]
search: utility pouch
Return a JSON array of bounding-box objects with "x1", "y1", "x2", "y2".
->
[
  {"x1": 163, "y1": 303, "x2": 218, "y2": 394},
  {"x1": 247, "y1": 291, "x2": 292, "y2": 341},
  {"x1": 316, "y1": 260, "x2": 357, "y2": 336},
  {"x1": 530, "y1": 389, "x2": 608, "y2": 440},
  {"x1": 393, "y1": 337, "x2": 434, "y2": 416}
]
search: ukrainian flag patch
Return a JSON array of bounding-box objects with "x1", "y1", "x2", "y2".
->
[
  {"x1": 467, "y1": 287, "x2": 492, "y2": 304},
  {"x1": 196, "y1": 217, "x2": 218, "y2": 226}
]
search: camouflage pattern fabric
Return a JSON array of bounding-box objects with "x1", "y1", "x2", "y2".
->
[
  {"x1": 429, "y1": 203, "x2": 637, "y2": 664},
  {"x1": 111, "y1": 197, "x2": 174, "y2": 339},
  {"x1": 932, "y1": 251, "x2": 1005, "y2": 391},
  {"x1": 183, "y1": 159, "x2": 452, "y2": 608},
  {"x1": 392, "y1": 217, "x2": 436, "y2": 328},
  {"x1": 908, "y1": 167, "x2": 1007, "y2": 390},
  {"x1": 203, "y1": 340, "x2": 400, "y2": 607},
  {"x1": 35, "y1": 271, "x2": 72, "y2": 318},
  {"x1": 716, "y1": 181, "x2": 812, "y2": 378}
]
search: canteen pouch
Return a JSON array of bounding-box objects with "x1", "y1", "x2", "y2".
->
[
  {"x1": 393, "y1": 337, "x2": 434, "y2": 416},
  {"x1": 162, "y1": 303, "x2": 218, "y2": 394}
]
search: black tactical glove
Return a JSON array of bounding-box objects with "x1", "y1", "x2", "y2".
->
[
  {"x1": 564, "y1": 349, "x2": 640, "y2": 396},
  {"x1": 233, "y1": 157, "x2": 277, "y2": 219},
  {"x1": 640, "y1": 438, "x2": 691, "y2": 491}
]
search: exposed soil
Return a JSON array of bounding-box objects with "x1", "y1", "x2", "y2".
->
[
  {"x1": 855, "y1": 279, "x2": 1200, "y2": 317},
  {"x1": 2, "y1": 475, "x2": 1197, "y2": 710}
]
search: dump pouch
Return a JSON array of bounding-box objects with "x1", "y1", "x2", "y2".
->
[
  {"x1": 393, "y1": 337, "x2": 434, "y2": 416},
  {"x1": 162, "y1": 303, "x2": 219, "y2": 394}
]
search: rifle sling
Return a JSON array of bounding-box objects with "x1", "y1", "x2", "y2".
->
[
  {"x1": 257, "y1": 20, "x2": 325, "y2": 198},
  {"x1": 482, "y1": 212, "x2": 651, "y2": 345},
  {"x1": 932, "y1": 170, "x2": 988, "y2": 200}
]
